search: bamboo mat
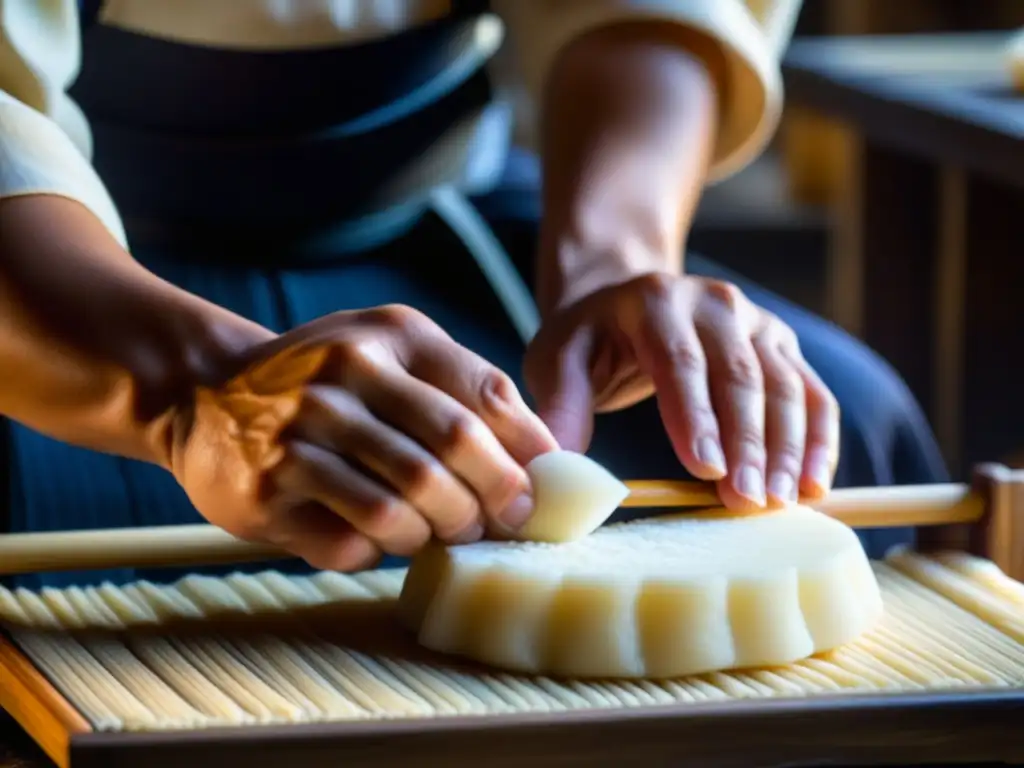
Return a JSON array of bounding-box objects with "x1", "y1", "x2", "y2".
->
[{"x1": 1, "y1": 549, "x2": 1022, "y2": 733}]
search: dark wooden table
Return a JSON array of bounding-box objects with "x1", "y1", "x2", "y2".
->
[{"x1": 783, "y1": 31, "x2": 1024, "y2": 478}]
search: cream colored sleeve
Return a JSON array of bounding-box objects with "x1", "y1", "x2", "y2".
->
[
  {"x1": 491, "y1": 0, "x2": 804, "y2": 182},
  {"x1": 0, "y1": 0, "x2": 125, "y2": 245}
]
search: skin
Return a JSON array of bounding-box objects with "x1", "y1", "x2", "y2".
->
[
  {"x1": 0, "y1": 22, "x2": 840, "y2": 571},
  {"x1": 528, "y1": 22, "x2": 840, "y2": 510}
]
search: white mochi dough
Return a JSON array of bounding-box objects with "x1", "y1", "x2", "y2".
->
[
  {"x1": 516, "y1": 450, "x2": 630, "y2": 543},
  {"x1": 399, "y1": 507, "x2": 884, "y2": 679}
]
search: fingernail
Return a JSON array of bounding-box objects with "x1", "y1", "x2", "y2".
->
[
  {"x1": 450, "y1": 519, "x2": 486, "y2": 546},
  {"x1": 735, "y1": 465, "x2": 767, "y2": 507},
  {"x1": 695, "y1": 437, "x2": 727, "y2": 476},
  {"x1": 768, "y1": 472, "x2": 797, "y2": 504},
  {"x1": 500, "y1": 492, "x2": 535, "y2": 532},
  {"x1": 808, "y1": 449, "x2": 833, "y2": 494}
]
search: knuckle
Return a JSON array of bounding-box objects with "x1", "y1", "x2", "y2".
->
[
  {"x1": 297, "y1": 386, "x2": 336, "y2": 423},
  {"x1": 360, "y1": 497, "x2": 409, "y2": 539},
  {"x1": 480, "y1": 368, "x2": 519, "y2": 404},
  {"x1": 440, "y1": 413, "x2": 488, "y2": 459},
  {"x1": 332, "y1": 339, "x2": 380, "y2": 378},
  {"x1": 704, "y1": 279, "x2": 748, "y2": 311},
  {"x1": 773, "y1": 440, "x2": 807, "y2": 470},
  {"x1": 401, "y1": 457, "x2": 448, "y2": 500},
  {"x1": 808, "y1": 379, "x2": 840, "y2": 423},
  {"x1": 769, "y1": 318, "x2": 800, "y2": 350},
  {"x1": 267, "y1": 442, "x2": 307, "y2": 488},
  {"x1": 719, "y1": 353, "x2": 764, "y2": 392},
  {"x1": 361, "y1": 304, "x2": 429, "y2": 334},
  {"x1": 735, "y1": 425, "x2": 766, "y2": 453},
  {"x1": 662, "y1": 340, "x2": 706, "y2": 376},
  {"x1": 765, "y1": 370, "x2": 804, "y2": 402},
  {"x1": 631, "y1": 271, "x2": 677, "y2": 303}
]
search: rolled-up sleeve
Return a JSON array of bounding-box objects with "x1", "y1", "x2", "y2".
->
[
  {"x1": 0, "y1": 0, "x2": 125, "y2": 244},
  {"x1": 491, "y1": 0, "x2": 804, "y2": 182}
]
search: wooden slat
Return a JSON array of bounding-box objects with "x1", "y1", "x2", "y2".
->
[{"x1": 0, "y1": 634, "x2": 90, "y2": 768}]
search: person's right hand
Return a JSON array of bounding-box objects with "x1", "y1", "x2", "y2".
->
[{"x1": 170, "y1": 305, "x2": 559, "y2": 571}]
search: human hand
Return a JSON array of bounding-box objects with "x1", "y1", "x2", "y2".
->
[
  {"x1": 170, "y1": 305, "x2": 559, "y2": 570},
  {"x1": 524, "y1": 273, "x2": 840, "y2": 511}
]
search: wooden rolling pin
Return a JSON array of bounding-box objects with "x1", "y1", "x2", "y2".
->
[{"x1": 0, "y1": 481, "x2": 984, "y2": 575}]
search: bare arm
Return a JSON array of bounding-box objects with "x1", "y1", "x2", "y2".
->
[
  {"x1": 490, "y1": 0, "x2": 804, "y2": 312},
  {"x1": 0, "y1": 195, "x2": 272, "y2": 467},
  {"x1": 535, "y1": 23, "x2": 722, "y2": 314},
  {"x1": 0, "y1": 1, "x2": 271, "y2": 466}
]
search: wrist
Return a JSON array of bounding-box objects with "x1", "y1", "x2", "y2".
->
[
  {"x1": 143, "y1": 296, "x2": 275, "y2": 468},
  {"x1": 0, "y1": 195, "x2": 274, "y2": 469},
  {"x1": 537, "y1": 23, "x2": 718, "y2": 316},
  {"x1": 537, "y1": 224, "x2": 678, "y2": 316}
]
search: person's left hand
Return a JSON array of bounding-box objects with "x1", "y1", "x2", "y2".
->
[{"x1": 523, "y1": 271, "x2": 840, "y2": 511}]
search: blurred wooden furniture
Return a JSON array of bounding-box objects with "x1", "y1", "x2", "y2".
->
[
  {"x1": 781, "y1": 0, "x2": 1024, "y2": 207},
  {"x1": 783, "y1": 32, "x2": 1024, "y2": 478}
]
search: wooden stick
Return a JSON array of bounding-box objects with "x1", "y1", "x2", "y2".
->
[
  {"x1": 623, "y1": 480, "x2": 985, "y2": 528},
  {"x1": 0, "y1": 482, "x2": 986, "y2": 576}
]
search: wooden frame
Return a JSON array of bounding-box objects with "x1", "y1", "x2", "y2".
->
[
  {"x1": 2, "y1": 655, "x2": 1023, "y2": 768},
  {"x1": 3, "y1": 463, "x2": 1024, "y2": 767},
  {"x1": 32, "y1": 692, "x2": 1024, "y2": 768}
]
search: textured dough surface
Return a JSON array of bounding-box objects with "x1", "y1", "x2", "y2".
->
[
  {"x1": 399, "y1": 506, "x2": 884, "y2": 678},
  {"x1": 516, "y1": 450, "x2": 630, "y2": 543}
]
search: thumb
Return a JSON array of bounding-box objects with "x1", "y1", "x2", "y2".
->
[{"x1": 527, "y1": 326, "x2": 596, "y2": 452}]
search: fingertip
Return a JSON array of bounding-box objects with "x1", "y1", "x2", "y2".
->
[
  {"x1": 800, "y1": 446, "x2": 834, "y2": 500},
  {"x1": 766, "y1": 471, "x2": 799, "y2": 508},
  {"x1": 306, "y1": 532, "x2": 381, "y2": 572},
  {"x1": 539, "y1": 405, "x2": 593, "y2": 454},
  {"x1": 798, "y1": 477, "x2": 830, "y2": 502},
  {"x1": 444, "y1": 517, "x2": 486, "y2": 546},
  {"x1": 481, "y1": 378, "x2": 567, "y2": 462},
  {"x1": 274, "y1": 504, "x2": 382, "y2": 572},
  {"x1": 716, "y1": 480, "x2": 766, "y2": 513},
  {"x1": 689, "y1": 436, "x2": 727, "y2": 480}
]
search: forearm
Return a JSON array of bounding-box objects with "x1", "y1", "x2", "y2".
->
[
  {"x1": 536, "y1": 22, "x2": 724, "y2": 315},
  {"x1": 0, "y1": 195, "x2": 273, "y2": 467}
]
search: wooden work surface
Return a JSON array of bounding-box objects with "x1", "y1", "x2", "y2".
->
[
  {"x1": 1, "y1": 699, "x2": 1021, "y2": 768},
  {"x1": 1, "y1": 553, "x2": 1024, "y2": 767},
  {"x1": 782, "y1": 32, "x2": 1024, "y2": 476}
]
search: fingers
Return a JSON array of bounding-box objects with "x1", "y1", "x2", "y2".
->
[
  {"x1": 524, "y1": 326, "x2": 597, "y2": 452},
  {"x1": 697, "y1": 316, "x2": 767, "y2": 510},
  {"x1": 353, "y1": 366, "x2": 537, "y2": 537},
  {"x1": 630, "y1": 301, "x2": 726, "y2": 482},
  {"x1": 753, "y1": 332, "x2": 806, "y2": 507},
  {"x1": 691, "y1": 279, "x2": 839, "y2": 512},
  {"x1": 788, "y1": 351, "x2": 840, "y2": 499},
  {"x1": 293, "y1": 386, "x2": 485, "y2": 544},
  {"x1": 271, "y1": 440, "x2": 433, "y2": 556},
  {"x1": 261, "y1": 501, "x2": 382, "y2": 572},
  {"x1": 410, "y1": 337, "x2": 560, "y2": 464}
]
